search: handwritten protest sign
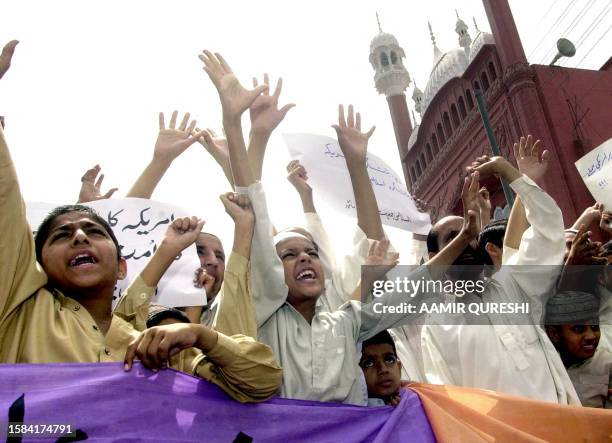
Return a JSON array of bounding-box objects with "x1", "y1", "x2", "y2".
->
[
  {"x1": 575, "y1": 138, "x2": 612, "y2": 209},
  {"x1": 26, "y1": 198, "x2": 204, "y2": 308},
  {"x1": 283, "y1": 133, "x2": 431, "y2": 234}
]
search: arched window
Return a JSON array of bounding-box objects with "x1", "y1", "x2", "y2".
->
[
  {"x1": 431, "y1": 134, "x2": 439, "y2": 154},
  {"x1": 437, "y1": 123, "x2": 446, "y2": 146},
  {"x1": 380, "y1": 52, "x2": 389, "y2": 67},
  {"x1": 420, "y1": 153, "x2": 427, "y2": 170},
  {"x1": 465, "y1": 89, "x2": 474, "y2": 109},
  {"x1": 458, "y1": 96, "x2": 467, "y2": 118},
  {"x1": 488, "y1": 61, "x2": 497, "y2": 80},
  {"x1": 410, "y1": 167, "x2": 417, "y2": 182},
  {"x1": 390, "y1": 51, "x2": 398, "y2": 64},
  {"x1": 451, "y1": 104, "x2": 460, "y2": 128},
  {"x1": 443, "y1": 112, "x2": 452, "y2": 137},
  {"x1": 416, "y1": 161, "x2": 422, "y2": 176},
  {"x1": 481, "y1": 72, "x2": 490, "y2": 91},
  {"x1": 426, "y1": 143, "x2": 433, "y2": 161},
  {"x1": 473, "y1": 80, "x2": 481, "y2": 92}
]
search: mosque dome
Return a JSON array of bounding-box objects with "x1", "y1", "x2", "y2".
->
[
  {"x1": 420, "y1": 48, "x2": 469, "y2": 115},
  {"x1": 469, "y1": 30, "x2": 495, "y2": 63}
]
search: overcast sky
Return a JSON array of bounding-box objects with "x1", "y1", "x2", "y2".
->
[{"x1": 1, "y1": 0, "x2": 610, "y2": 256}]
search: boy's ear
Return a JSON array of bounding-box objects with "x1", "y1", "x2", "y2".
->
[
  {"x1": 485, "y1": 242, "x2": 501, "y2": 257},
  {"x1": 397, "y1": 358, "x2": 402, "y2": 371},
  {"x1": 545, "y1": 325, "x2": 561, "y2": 344},
  {"x1": 117, "y1": 258, "x2": 128, "y2": 280}
]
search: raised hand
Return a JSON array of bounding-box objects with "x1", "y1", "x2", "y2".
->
[
  {"x1": 332, "y1": 104, "x2": 376, "y2": 165},
  {"x1": 250, "y1": 74, "x2": 295, "y2": 134},
  {"x1": 286, "y1": 160, "x2": 312, "y2": 195},
  {"x1": 199, "y1": 50, "x2": 268, "y2": 120},
  {"x1": 467, "y1": 154, "x2": 521, "y2": 183},
  {"x1": 461, "y1": 172, "x2": 481, "y2": 239},
  {"x1": 219, "y1": 192, "x2": 254, "y2": 226},
  {"x1": 0, "y1": 40, "x2": 18, "y2": 80},
  {"x1": 512, "y1": 135, "x2": 550, "y2": 184},
  {"x1": 477, "y1": 186, "x2": 491, "y2": 227},
  {"x1": 154, "y1": 111, "x2": 206, "y2": 163},
  {"x1": 77, "y1": 165, "x2": 118, "y2": 203},
  {"x1": 160, "y1": 216, "x2": 206, "y2": 256},
  {"x1": 194, "y1": 127, "x2": 233, "y2": 186},
  {"x1": 194, "y1": 267, "x2": 216, "y2": 295},
  {"x1": 600, "y1": 209, "x2": 612, "y2": 237},
  {"x1": 565, "y1": 224, "x2": 606, "y2": 266},
  {"x1": 477, "y1": 187, "x2": 491, "y2": 213}
]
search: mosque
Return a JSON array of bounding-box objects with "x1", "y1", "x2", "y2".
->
[{"x1": 370, "y1": 0, "x2": 612, "y2": 224}]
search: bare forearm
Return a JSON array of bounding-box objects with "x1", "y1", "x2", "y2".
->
[
  {"x1": 247, "y1": 129, "x2": 270, "y2": 182},
  {"x1": 139, "y1": 244, "x2": 178, "y2": 287},
  {"x1": 194, "y1": 324, "x2": 219, "y2": 352},
  {"x1": 127, "y1": 158, "x2": 172, "y2": 199},
  {"x1": 504, "y1": 196, "x2": 528, "y2": 250},
  {"x1": 347, "y1": 160, "x2": 384, "y2": 240},
  {"x1": 426, "y1": 232, "x2": 472, "y2": 279},
  {"x1": 224, "y1": 117, "x2": 255, "y2": 187},
  {"x1": 299, "y1": 190, "x2": 316, "y2": 214},
  {"x1": 479, "y1": 208, "x2": 491, "y2": 229},
  {"x1": 184, "y1": 306, "x2": 204, "y2": 324}
]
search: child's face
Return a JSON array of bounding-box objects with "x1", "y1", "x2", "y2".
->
[
  {"x1": 41, "y1": 212, "x2": 126, "y2": 294},
  {"x1": 276, "y1": 236, "x2": 324, "y2": 303},
  {"x1": 558, "y1": 324, "x2": 600, "y2": 361},
  {"x1": 359, "y1": 343, "x2": 402, "y2": 400}
]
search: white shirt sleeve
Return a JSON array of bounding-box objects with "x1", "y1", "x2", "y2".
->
[
  {"x1": 236, "y1": 182, "x2": 288, "y2": 326},
  {"x1": 498, "y1": 175, "x2": 565, "y2": 304}
]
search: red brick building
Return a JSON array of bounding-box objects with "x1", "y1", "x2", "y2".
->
[{"x1": 371, "y1": 0, "x2": 612, "y2": 224}]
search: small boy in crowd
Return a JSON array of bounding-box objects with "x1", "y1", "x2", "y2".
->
[
  {"x1": 545, "y1": 291, "x2": 612, "y2": 408},
  {"x1": 359, "y1": 331, "x2": 404, "y2": 407}
]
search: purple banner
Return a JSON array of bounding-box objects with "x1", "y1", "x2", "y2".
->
[{"x1": 0, "y1": 363, "x2": 435, "y2": 442}]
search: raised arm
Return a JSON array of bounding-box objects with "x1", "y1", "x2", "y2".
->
[
  {"x1": 114, "y1": 216, "x2": 206, "y2": 327},
  {"x1": 426, "y1": 172, "x2": 481, "y2": 279},
  {"x1": 77, "y1": 165, "x2": 118, "y2": 203},
  {"x1": 195, "y1": 128, "x2": 234, "y2": 188},
  {"x1": 0, "y1": 41, "x2": 47, "y2": 326},
  {"x1": 199, "y1": 51, "x2": 266, "y2": 187},
  {"x1": 504, "y1": 136, "x2": 549, "y2": 252},
  {"x1": 212, "y1": 192, "x2": 258, "y2": 338},
  {"x1": 287, "y1": 160, "x2": 316, "y2": 214},
  {"x1": 127, "y1": 111, "x2": 205, "y2": 198},
  {"x1": 333, "y1": 104, "x2": 384, "y2": 241},
  {"x1": 248, "y1": 74, "x2": 295, "y2": 181},
  {"x1": 200, "y1": 51, "x2": 287, "y2": 326}
]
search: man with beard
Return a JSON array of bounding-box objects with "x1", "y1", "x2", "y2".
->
[{"x1": 420, "y1": 136, "x2": 580, "y2": 405}]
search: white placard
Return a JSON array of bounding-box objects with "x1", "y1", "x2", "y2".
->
[
  {"x1": 26, "y1": 198, "x2": 204, "y2": 308},
  {"x1": 575, "y1": 138, "x2": 612, "y2": 208},
  {"x1": 283, "y1": 133, "x2": 431, "y2": 235}
]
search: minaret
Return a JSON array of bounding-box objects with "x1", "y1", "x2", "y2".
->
[
  {"x1": 428, "y1": 22, "x2": 443, "y2": 65},
  {"x1": 412, "y1": 80, "x2": 424, "y2": 116},
  {"x1": 481, "y1": 0, "x2": 527, "y2": 69},
  {"x1": 455, "y1": 10, "x2": 472, "y2": 57},
  {"x1": 369, "y1": 14, "x2": 412, "y2": 165}
]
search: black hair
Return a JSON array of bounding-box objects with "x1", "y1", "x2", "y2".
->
[
  {"x1": 478, "y1": 219, "x2": 507, "y2": 266},
  {"x1": 362, "y1": 330, "x2": 397, "y2": 355},
  {"x1": 34, "y1": 204, "x2": 121, "y2": 263},
  {"x1": 147, "y1": 304, "x2": 191, "y2": 328},
  {"x1": 426, "y1": 229, "x2": 439, "y2": 254}
]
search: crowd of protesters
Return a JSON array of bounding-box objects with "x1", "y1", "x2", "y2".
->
[{"x1": 0, "y1": 39, "x2": 610, "y2": 411}]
